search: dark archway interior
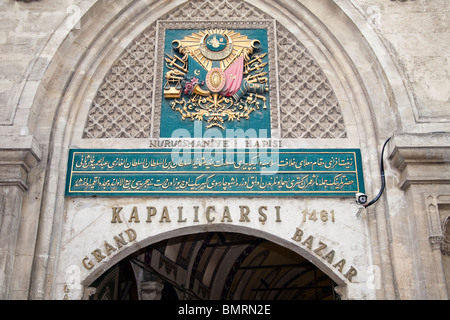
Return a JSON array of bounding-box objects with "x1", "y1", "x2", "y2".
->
[{"x1": 88, "y1": 232, "x2": 339, "y2": 300}]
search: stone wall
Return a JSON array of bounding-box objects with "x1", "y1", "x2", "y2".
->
[
  {"x1": 356, "y1": 0, "x2": 450, "y2": 121},
  {"x1": 0, "y1": 0, "x2": 448, "y2": 300}
]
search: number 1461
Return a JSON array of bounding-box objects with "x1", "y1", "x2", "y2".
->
[{"x1": 302, "y1": 209, "x2": 335, "y2": 223}]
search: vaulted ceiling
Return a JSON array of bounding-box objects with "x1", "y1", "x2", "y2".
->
[{"x1": 89, "y1": 232, "x2": 338, "y2": 300}]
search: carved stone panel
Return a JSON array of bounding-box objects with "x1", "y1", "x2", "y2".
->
[
  {"x1": 82, "y1": 0, "x2": 347, "y2": 139},
  {"x1": 426, "y1": 194, "x2": 450, "y2": 255},
  {"x1": 276, "y1": 24, "x2": 346, "y2": 139}
]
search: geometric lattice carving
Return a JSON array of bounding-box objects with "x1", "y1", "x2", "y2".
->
[
  {"x1": 277, "y1": 24, "x2": 347, "y2": 138},
  {"x1": 82, "y1": 26, "x2": 156, "y2": 138},
  {"x1": 163, "y1": 0, "x2": 271, "y2": 21},
  {"x1": 82, "y1": 0, "x2": 347, "y2": 139}
]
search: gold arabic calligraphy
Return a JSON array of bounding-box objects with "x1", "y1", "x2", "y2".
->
[
  {"x1": 73, "y1": 173, "x2": 355, "y2": 192},
  {"x1": 73, "y1": 154, "x2": 355, "y2": 172}
]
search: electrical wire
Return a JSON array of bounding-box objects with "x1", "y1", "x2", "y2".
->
[{"x1": 363, "y1": 136, "x2": 391, "y2": 208}]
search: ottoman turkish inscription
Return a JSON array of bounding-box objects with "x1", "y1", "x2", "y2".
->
[
  {"x1": 66, "y1": 23, "x2": 365, "y2": 197},
  {"x1": 65, "y1": 149, "x2": 364, "y2": 196}
]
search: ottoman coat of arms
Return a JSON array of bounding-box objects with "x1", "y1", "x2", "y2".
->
[{"x1": 163, "y1": 29, "x2": 270, "y2": 130}]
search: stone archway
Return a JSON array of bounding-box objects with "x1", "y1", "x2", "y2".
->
[
  {"x1": 58, "y1": 198, "x2": 370, "y2": 300},
  {"x1": 85, "y1": 231, "x2": 341, "y2": 300},
  {"x1": 14, "y1": 0, "x2": 417, "y2": 300}
]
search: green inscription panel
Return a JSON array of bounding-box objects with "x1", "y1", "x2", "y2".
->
[{"x1": 65, "y1": 149, "x2": 365, "y2": 197}]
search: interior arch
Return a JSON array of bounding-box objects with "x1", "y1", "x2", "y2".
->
[{"x1": 84, "y1": 227, "x2": 343, "y2": 300}]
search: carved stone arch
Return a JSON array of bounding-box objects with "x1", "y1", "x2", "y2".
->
[
  {"x1": 80, "y1": 225, "x2": 350, "y2": 300},
  {"x1": 80, "y1": 0, "x2": 348, "y2": 141},
  {"x1": 19, "y1": 0, "x2": 418, "y2": 300}
]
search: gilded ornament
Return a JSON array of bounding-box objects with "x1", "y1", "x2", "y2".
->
[{"x1": 163, "y1": 29, "x2": 269, "y2": 129}]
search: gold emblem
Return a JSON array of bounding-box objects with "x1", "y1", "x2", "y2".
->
[
  {"x1": 206, "y1": 68, "x2": 226, "y2": 92},
  {"x1": 164, "y1": 29, "x2": 269, "y2": 129}
]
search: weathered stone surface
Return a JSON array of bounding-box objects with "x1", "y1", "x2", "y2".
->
[{"x1": 0, "y1": 0, "x2": 449, "y2": 300}]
